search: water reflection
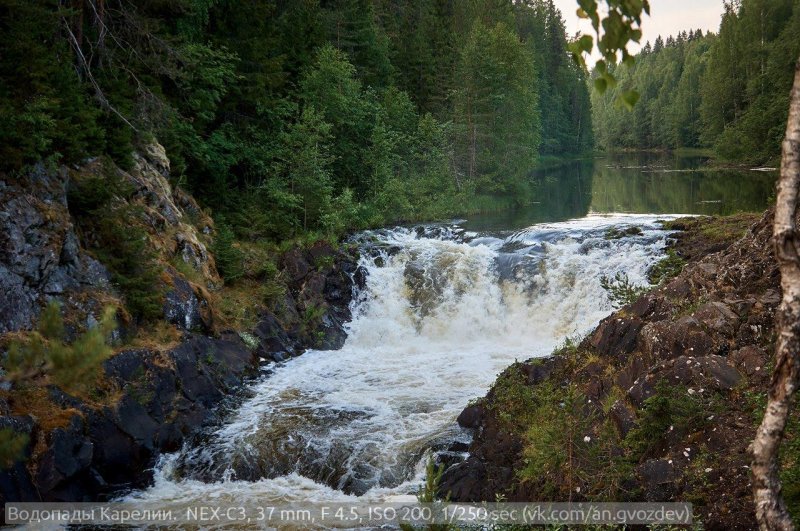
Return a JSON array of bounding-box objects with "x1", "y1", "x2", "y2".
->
[{"x1": 462, "y1": 153, "x2": 775, "y2": 232}]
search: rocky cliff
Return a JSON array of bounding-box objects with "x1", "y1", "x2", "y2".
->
[
  {"x1": 441, "y1": 212, "x2": 781, "y2": 530},
  {"x1": 0, "y1": 145, "x2": 359, "y2": 502}
]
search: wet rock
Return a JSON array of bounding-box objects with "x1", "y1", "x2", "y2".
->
[
  {"x1": 440, "y1": 460, "x2": 488, "y2": 502},
  {"x1": 315, "y1": 312, "x2": 348, "y2": 350},
  {"x1": 457, "y1": 404, "x2": 485, "y2": 429},
  {"x1": 0, "y1": 416, "x2": 38, "y2": 502},
  {"x1": 254, "y1": 313, "x2": 296, "y2": 359},
  {"x1": 35, "y1": 416, "x2": 93, "y2": 494}
]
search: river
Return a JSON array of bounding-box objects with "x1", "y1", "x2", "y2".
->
[{"x1": 124, "y1": 153, "x2": 775, "y2": 510}]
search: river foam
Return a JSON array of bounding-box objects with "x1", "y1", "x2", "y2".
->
[{"x1": 124, "y1": 213, "x2": 675, "y2": 507}]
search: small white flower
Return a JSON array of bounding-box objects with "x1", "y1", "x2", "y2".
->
[
  {"x1": 583, "y1": 436, "x2": 591, "y2": 443},
  {"x1": 705, "y1": 468, "x2": 712, "y2": 473}
]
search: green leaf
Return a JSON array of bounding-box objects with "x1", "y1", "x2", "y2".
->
[
  {"x1": 577, "y1": 34, "x2": 594, "y2": 53},
  {"x1": 619, "y1": 90, "x2": 640, "y2": 110},
  {"x1": 594, "y1": 77, "x2": 608, "y2": 93}
]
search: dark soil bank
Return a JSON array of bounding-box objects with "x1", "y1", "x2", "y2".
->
[{"x1": 442, "y1": 212, "x2": 780, "y2": 530}]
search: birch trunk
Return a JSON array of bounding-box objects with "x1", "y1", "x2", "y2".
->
[{"x1": 751, "y1": 57, "x2": 800, "y2": 531}]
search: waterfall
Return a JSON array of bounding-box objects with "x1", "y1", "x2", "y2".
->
[{"x1": 124, "y1": 213, "x2": 674, "y2": 507}]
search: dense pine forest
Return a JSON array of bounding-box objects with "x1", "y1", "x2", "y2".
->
[
  {"x1": 592, "y1": 0, "x2": 800, "y2": 164},
  {"x1": 0, "y1": 0, "x2": 592, "y2": 240}
]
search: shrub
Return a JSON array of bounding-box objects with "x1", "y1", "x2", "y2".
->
[
  {"x1": 0, "y1": 301, "x2": 116, "y2": 468},
  {"x1": 624, "y1": 380, "x2": 719, "y2": 459},
  {"x1": 648, "y1": 249, "x2": 686, "y2": 284},
  {"x1": 519, "y1": 383, "x2": 631, "y2": 500},
  {"x1": 600, "y1": 272, "x2": 649, "y2": 308},
  {"x1": 92, "y1": 206, "x2": 164, "y2": 322},
  {"x1": 212, "y1": 220, "x2": 245, "y2": 282}
]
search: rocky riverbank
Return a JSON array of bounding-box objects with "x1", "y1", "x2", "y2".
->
[
  {"x1": 0, "y1": 145, "x2": 359, "y2": 502},
  {"x1": 441, "y1": 211, "x2": 784, "y2": 530}
]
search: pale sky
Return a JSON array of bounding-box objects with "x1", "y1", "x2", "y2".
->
[{"x1": 552, "y1": 0, "x2": 726, "y2": 61}]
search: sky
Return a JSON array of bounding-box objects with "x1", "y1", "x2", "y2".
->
[{"x1": 552, "y1": 0, "x2": 726, "y2": 61}]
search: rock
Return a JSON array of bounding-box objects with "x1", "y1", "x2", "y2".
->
[
  {"x1": 439, "y1": 460, "x2": 488, "y2": 502},
  {"x1": 637, "y1": 459, "x2": 676, "y2": 501},
  {"x1": 590, "y1": 316, "x2": 643, "y2": 358},
  {"x1": 0, "y1": 165, "x2": 111, "y2": 334},
  {"x1": 254, "y1": 313, "x2": 296, "y2": 359},
  {"x1": 0, "y1": 265, "x2": 38, "y2": 333},
  {"x1": 638, "y1": 317, "x2": 717, "y2": 363},
  {"x1": 518, "y1": 358, "x2": 558, "y2": 386},
  {"x1": 282, "y1": 249, "x2": 311, "y2": 283},
  {"x1": 163, "y1": 269, "x2": 211, "y2": 332},
  {"x1": 730, "y1": 345, "x2": 769, "y2": 380},
  {"x1": 608, "y1": 400, "x2": 636, "y2": 437},
  {"x1": 628, "y1": 355, "x2": 742, "y2": 406},
  {"x1": 35, "y1": 416, "x2": 93, "y2": 494},
  {"x1": 693, "y1": 302, "x2": 740, "y2": 336},
  {"x1": 457, "y1": 405, "x2": 485, "y2": 429}
]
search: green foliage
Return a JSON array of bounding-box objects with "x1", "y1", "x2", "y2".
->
[
  {"x1": 2, "y1": 0, "x2": 592, "y2": 242},
  {"x1": 593, "y1": 0, "x2": 800, "y2": 164},
  {"x1": 624, "y1": 380, "x2": 719, "y2": 459},
  {"x1": 0, "y1": 428, "x2": 29, "y2": 469},
  {"x1": 5, "y1": 301, "x2": 116, "y2": 391},
  {"x1": 519, "y1": 383, "x2": 631, "y2": 500},
  {"x1": 0, "y1": 301, "x2": 116, "y2": 468},
  {"x1": 599, "y1": 271, "x2": 649, "y2": 308},
  {"x1": 569, "y1": 0, "x2": 650, "y2": 110},
  {"x1": 453, "y1": 21, "x2": 540, "y2": 193},
  {"x1": 0, "y1": 0, "x2": 104, "y2": 170},
  {"x1": 67, "y1": 163, "x2": 133, "y2": 215},
  {"x1": 648, "y1": 249, "x2": 686, "y2": 285},
  {"x1": 212, "y1": 220, "x2": 245, "y2": 282},
  {"x1": 92, "y1": 207, "x2": 164, "y2": 322},
  {"x1": 418, "y1": 457, "x2": 448, "y2": 503}
]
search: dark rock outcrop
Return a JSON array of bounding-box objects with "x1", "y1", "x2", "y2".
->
[
  {"x1": 0, "y1": 334, "x2": 256, "y2": 503},
  {"x1": 0, "y1": 164, "x2": 111, "y2": 334}
]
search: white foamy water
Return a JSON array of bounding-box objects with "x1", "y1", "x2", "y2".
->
[{"x1": 124, "y1": 213, "x2": 675, "y2": 508}]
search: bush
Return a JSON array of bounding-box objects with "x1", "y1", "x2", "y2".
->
[
  {"x1": 92, "y1": 206, "x2": 164, "y2": 322},
  {"x1": 648, "y1": 249, "x2": 686, "y2": 284},
  {"x1": 0, "y1": 301, "x2": 116, "y2": 468},
  {"x1": 600, "y1": 272, "x2": 649, "y2": 308},
  {"x1": 519, "y1": 383, "x2": 631, "y2": 500},
  {"x1": 212, "y1": 220, "x2": 245, "y2": 282},
  {"x1": 624, "y1": 380, "x2": 719, "y2": 459}
]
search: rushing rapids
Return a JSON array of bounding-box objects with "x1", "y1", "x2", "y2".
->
[{"x1": 124, "y1": 213, "x2": 676, "y2": 507}]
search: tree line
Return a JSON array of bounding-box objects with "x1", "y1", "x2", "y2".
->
[
  {"x1": 0, "y1": 0, "x2": 593, "y2": 239},
  {"x1": 591, "y1": 0, "x2": 800, "y2": 165}
]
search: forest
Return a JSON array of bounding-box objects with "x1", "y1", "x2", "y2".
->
[
  {"x1": 0, "y1": 0, "x2": 592, "y2": 242},
  {"x1": 592, "y1": 0, "x2": 800, "y2": 164}
]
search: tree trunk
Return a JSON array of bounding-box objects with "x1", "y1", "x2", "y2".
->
[{"x1": 751, "y1": 57, "x2": 800, "y2": 531}]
